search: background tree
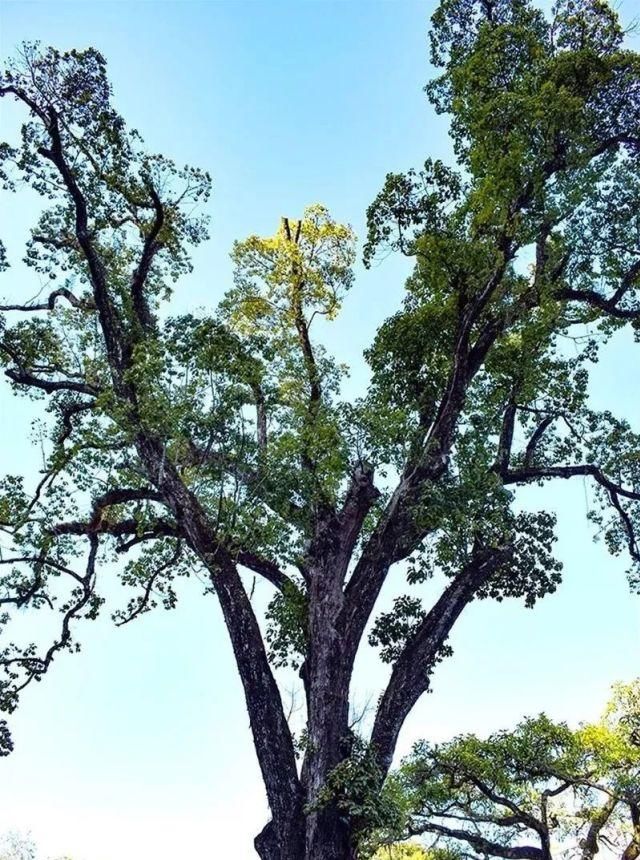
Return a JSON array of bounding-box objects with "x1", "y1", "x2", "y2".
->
[
  {"x1": 387, "y1": 680, "x2": 640, "y2": 860},
  {"x1": 0, "y1": 832, "x2": 35, "y2": 860},
  {"x1": 0, "y1": 830, "x2": 72, "y2": 860},
  {"x1": 0, "y1": 0, "x2": 639, "y2": 857}
]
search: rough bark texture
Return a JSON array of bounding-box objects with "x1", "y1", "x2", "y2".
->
[{"x1": 622, "y1": 805, "x2": 640, "y2": 860}]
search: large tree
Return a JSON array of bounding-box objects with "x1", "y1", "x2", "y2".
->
[{"x1": 0, "y1": 1, "x2": 639, "y2": 857}]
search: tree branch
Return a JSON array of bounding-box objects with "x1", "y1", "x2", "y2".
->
[
  {"x1": 580, "y1": 795, "x2": 618, "y2": 860},
  {"x1": 409, "y1": 820, "x2": 544, "y2": 860},
  {"x1": 114, "y1": 540, "x2": 183, "y2": 626},
  {"x1": 37, "y1": 106, "x2": 125, "y2": 373},
  {"x1": 234, "y1": 549, "x2": 293, "y2": 592},
  {"x1": 0, "y1": 535, "x2": 99, "y2": 707},
  {"x1": 0, "y1": 287, "x2": 95, "y2": 313},
  {"x1": 370, "y1": 546, "x2": 512, "y2": 776},
  {"x1": 502, "y1": 463, "x2": 640, "y2": 503},
  {"x1": 129, "y1": 180, "x2": 164, "y2": 332}
]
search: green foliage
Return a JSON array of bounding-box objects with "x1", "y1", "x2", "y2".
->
[
  {"x1": 369, "y1": 596, "x2": 426, "y2": 664},
  {"x1": 369, "y1": 842, "x2": 438, "y2": 859},
  {"x1": 1, "y1": 7, "x2": 637, "y2": 711},
  {"x1": 229, "y1": 205, "x2": 355, "y2": 332},
  {"x1": 265, "y1": 578, "x2": 308, "y2": 669},
  {"x1": 309, "y1": 735, "x2": 410, "y2": 856},
  {"x1": 385, "y1": 679, "x2": 640, "y2": 859}
]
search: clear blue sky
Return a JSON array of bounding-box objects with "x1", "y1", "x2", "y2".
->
[{"x1": 0, "y1": 2, "x2": 638, "y2": 858}]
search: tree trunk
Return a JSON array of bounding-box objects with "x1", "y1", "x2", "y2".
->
[
  {"x1": 254, "y1": 818, "x2": 306, "y2": 860},
  {"x1": 302, "y1": 528, "x2": 356, "y2": 860},
  {"x1": 255, "y1": 810, "x2": 355, "y2": 860},
  {"x1": 302, "y1": 582, "x2": 354, "y2": 859},
  {"x1": 622, "y1": 804, "x2": 640, "y2": 860}
]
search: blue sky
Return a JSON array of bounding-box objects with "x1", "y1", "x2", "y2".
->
[{"x1": 0, "y1": 1, "x2": 639, "y2": 858}]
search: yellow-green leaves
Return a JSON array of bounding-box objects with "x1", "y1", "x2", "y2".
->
[
  {"x1": 370, "y1": 843, "x2": 433, "y2": 859},
  {"x1": 228, "y1": 203, "x2": 355, "y2": 336}
]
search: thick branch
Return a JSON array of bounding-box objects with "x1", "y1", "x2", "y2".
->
[
  {"x1": 134, "y1": 432, "x2": 304, "y2": 841},
  {"x1": 410, "y1": 821, "x2": 544, "y2": 860},
  {"x1": 556, "y1": 272, "x2": 640, "y2": 320},
  {"x1": 464, "y1": 772, "x2": 547, "y2": 838},
  {"x1": 523, "y1": 416, "x2": 555, "y2": 468},
  {"x1": 207, "y1": 554, "x2": 305, "y2": 844},
  {"x1": 335, "y1": 460, "x2": 381, "y2": 581},
  {"x1": 253, "y1": 384, "x2": 268, "y2": 450},
  {"x1": 4, "y1": 364, "x2": 100, "y2": 396},
  {"x1": 234, "y1": 549, "x2": 292, "y2": 592},
  {"x1": 494, "y1": 399, "x2": 517, "y2": 474},
  {"x1": 370, "y1": 547, "x2": 512, "y2": 776},
  {"x1": 342, "y1": 254, "x2": 518, "y2": 663},
  {"x1": 622, "y1": 803, "x2": 640, "y2": 860},
  {"x1": 49, "y1": 488, "x2": 169, "y2": 539},
  {"x1": 502, "y1": 464, "x2": 640, "y2": 503}
]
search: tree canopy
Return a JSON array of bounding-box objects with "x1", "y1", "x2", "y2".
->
[
  {"x1": 0, "y1": 830, "x2": 72, "y2": 860},
  {"x1": 1, "y1": 1, "x2": 639, "y2": 857},
  {"x1": 382, "y1": 680, "x2": 640, "y2": 860}
]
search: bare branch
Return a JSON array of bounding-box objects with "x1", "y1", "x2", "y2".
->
[{"x1": 0, "y1": 287, "x2": 95, "y2": 313}]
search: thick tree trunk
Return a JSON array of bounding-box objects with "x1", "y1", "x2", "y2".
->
[
  {"x1": 301, "y1": 520, "x2": 357, "y2": 860},
  {"x1": 306, "y1": 816, "x2": 355, "y2": 860},
  {"x1": 254, "y1": 818, "x2": 306, "y2": 860},
  {"x1": 302, "y1": 576, "x2": 354, "y2": 860},
  {"x1": 255, "y1": 811, "x2": 355, "y2": 860}
]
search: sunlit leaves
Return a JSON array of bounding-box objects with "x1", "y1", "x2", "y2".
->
[
  {"x1": 389, "y1": 681, "x2": 640, "y2": 857},
  {"x1": 228, "y1": 204, "x2": 355, "y2": 335}
]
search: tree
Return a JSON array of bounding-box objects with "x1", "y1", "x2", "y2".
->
[
  {"x1": 0, "y1": 831, "x2": 72, "y2": 860},
  {"x1": 0, "y1": 0, "x2": 639, "y2": 855},
  {"x1": 389, "y1": 680, "x2": 640, "y2": 860},
  {"x1": 0, "y1": 832, "x2": 36, "y2": 860}
]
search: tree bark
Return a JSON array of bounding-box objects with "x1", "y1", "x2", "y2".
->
[
  {"x1": 622, "y1": 804, "x2": 640, "y2": 860},
  {"x1": 302, "y1": 561, "x2": 354, "y2": 859},
  {"x1": 580, "y1": 795, "x2": 616, "y2": 860}
]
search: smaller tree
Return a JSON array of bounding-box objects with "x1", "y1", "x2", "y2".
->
[
  {"x1": 386, "y1": 680, "x2": 640, "y2": 860},
  {"x1": 0, "y1": 832, "x2": 35, "y2": 860},
  {"x1": 0, "y1": 830, "x2": 73, "y2": 860}
]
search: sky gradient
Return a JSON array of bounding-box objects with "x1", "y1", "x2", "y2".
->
[{"x1": 0, "y1": 2, "x2": 639, "y2": 858}]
